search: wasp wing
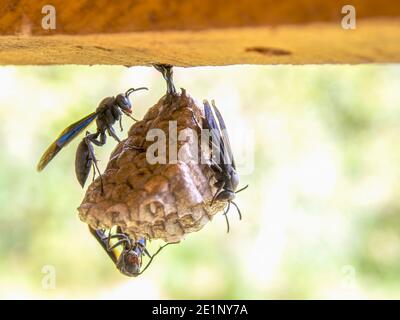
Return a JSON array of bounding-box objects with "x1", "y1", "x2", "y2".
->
[
  {"x1": 37, "y1": 112, "x2": 97, "y2": 171},
  {"x1": 203, "y1": 100, "x2": 226, "y2": 166},
  {"x1": 210, "y1": 100, "x2": 235, "y2": 168},
  {"x1": 203, "y1": 99, "x2": 234, "y2": 167},
  {"x1": 88, "y1": 227, "x2": 118, "y2": 264}
]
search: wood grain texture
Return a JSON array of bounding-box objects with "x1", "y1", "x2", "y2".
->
[
  {"x1": 0, "y1": 0, "x2": 399, "y2": 65},
  {"x1": 0, "y1": 18, "x2": 399, "y2": 66},
  {"x1": 1, "y1": 0, "x2": 399, "y2": 35}
]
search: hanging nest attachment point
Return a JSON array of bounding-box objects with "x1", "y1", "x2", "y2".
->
[{"x1": 78, "y1": 67, "x2": 225, "y2": 243}]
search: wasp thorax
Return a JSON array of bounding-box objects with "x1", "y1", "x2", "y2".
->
[
  {"x1": 96, "y1": 96, "x2": 114, "y2": 110},
  {"x1": 78, "y1": 89, "x2": 226, "y2": 243}
]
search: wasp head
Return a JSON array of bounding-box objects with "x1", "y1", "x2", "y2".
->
[
  {"x1": 230, "y1": 169, "x2": 239, "y2": 192},
  {"x1": 116, "y1": 248, "x2": 142, "y2": 277},
  {"x1": 115, "y1": 94, "x2": 132, "y2": 114},
  {"x1": 215, "y1": 189, "x2": 236, "y2": 202},
  {"x1": 116, "y1": 87, "x2": 148, "y2": 115}
]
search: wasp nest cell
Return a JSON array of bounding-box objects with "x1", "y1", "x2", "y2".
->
[{"x1": 78, "y1": 89, "x2": 225, "y2": 243}]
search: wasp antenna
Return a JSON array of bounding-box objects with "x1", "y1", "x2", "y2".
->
[
  {"x1": 125, "y1": 88, "x2": 134, "y2": 97},
  {"x1": 236, "y1": 185, "x2": 249, "y2": 194},
  {"x1": 142, "y1": 247, "x2": 152, "y2": 259},
  {"x1": 224, "y1": 213, "x2": 230, "y2": 233},
  {"x1": 210, "y1": 186, "x2": 223, "y2": 206},
  {"x1": 230, "y1": 201, "x2": 242, "y2": 221},
  {"x1": 125, "y1": 87, "x2": 148, "y2": 97},
  {"x1": 138, "y1": 242, "x2": 173, "y2": 275},
  {"x1": 223, "y1": 202, "x2": 231, "y2": 233}
]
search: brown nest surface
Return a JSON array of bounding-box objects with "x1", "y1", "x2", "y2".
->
[{"x1": 78, "y1": 89, "x2": 225, "y2": 243}]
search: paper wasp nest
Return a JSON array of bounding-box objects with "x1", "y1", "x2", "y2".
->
[{"x1": 78, "y1": 89, "x2": 225, "y2": 243}]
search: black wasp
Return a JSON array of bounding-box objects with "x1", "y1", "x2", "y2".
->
[
  {"x1": 200, "y1": 99, "x2": 248, "y2": 232},
  {"x1": 37, "y1": 87, "x2": 147, "y2": 189},
  {"x1": 89, "y1": 227, "x2": 170, "y2": 277}
]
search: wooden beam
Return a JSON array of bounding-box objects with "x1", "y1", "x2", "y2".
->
[{"x1": 0, "y1": 0, "x2": 399, "y2": 65}]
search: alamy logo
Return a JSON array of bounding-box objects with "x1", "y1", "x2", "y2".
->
[
  {"x1": 41, "y1": 5, "x2": 56, "y2": 30},
  {"x1": 341, "y1": 5, "x2": 356, "y2": 30},
  {"x1": 145, "y1": 121, "x2": 254, "y2": 175},
  {"x1": 41, "y1": 265, "x2": 56, "y2": 289}
]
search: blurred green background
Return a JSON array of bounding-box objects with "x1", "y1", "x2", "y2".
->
[{"x1": 0, "y1": 65, "x2": 400, "y2": 299}]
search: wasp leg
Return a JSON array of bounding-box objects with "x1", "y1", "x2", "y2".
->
[
  {"x1": 136, "y1": 241, "x2": 152, "y2": 258},
  {"x1": 107, "y1": 125, "x2": 145, "y2": 152},
  {"x1": 235, "y1": 185, "x2": 249, "y2": 194},
  {"x1": 211, "y1": 183, "x2": 224, "y2": 205},
  {"x1": 192, "y1": 114, "x2": 201, "y2": 130},
  {"x1": 108, "y1": 239, "x2": 131, "y2": 251},
  {"x1": 154, "y1": 64, "x2": 177, "y2": 95},
  {"x1": 138, "y1": 242, "x2": 177, "y2": 276},
  {"x1": 83, "y1": 132, "x2": 104, "y2": 193},
  {"x1": 230, "y1": 201, "x2": 242, "y2": 221},
  {"x1": 223, "y1": 202, "x2": 231, "y2": 233},
  {"x1": 91, "y1": 160, "x2": 99, "y2": 183},
  {"x1": 106, "y1": 233, "x2": 131, "y2": 245},
  {"x1": 107, "y1": 233, "x2": 129, "y2": 240},
  {"x1": 115, "y1": 226, "x2": 124, "y2": 235},
  {"x1": 134, "y1": 144, "x2": 145, "y2": 152},
  {"x1": 106, "y1": 125, "x2": 121, "y2": 143},
  {"x1": 210, "y1": 161, "x2": 223, "y2": 173},
  {"x1": 85, "y1": 131, "x2": 106, "y2": 147},
  {"x1": 105, "y1": 228, "x2": 134, "y2": 251},
  {"x1": 88, "y1": 226, "x2": 118, "y2": 264}
]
